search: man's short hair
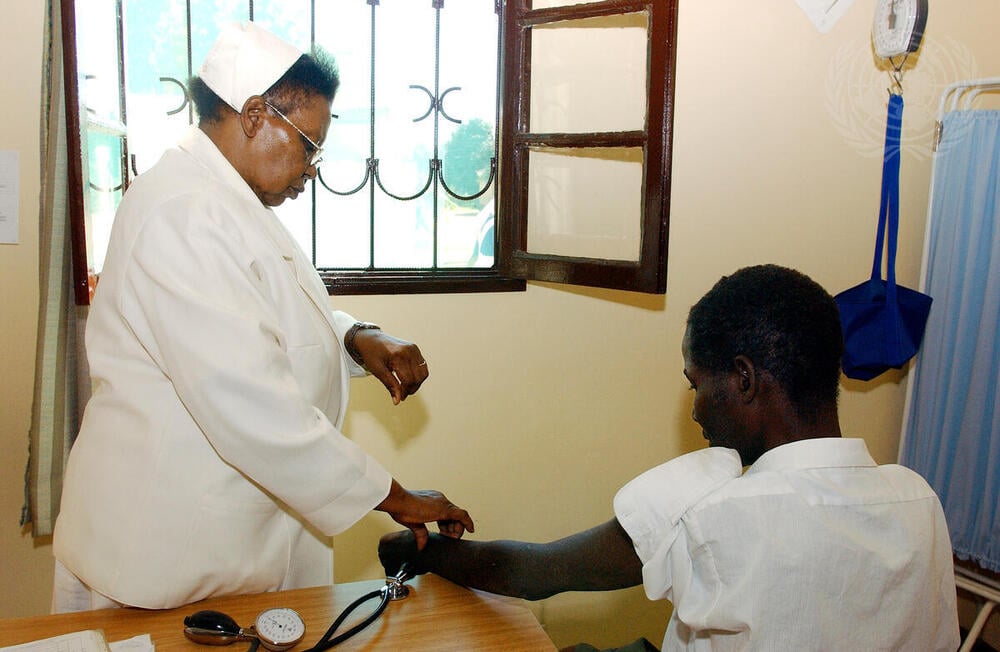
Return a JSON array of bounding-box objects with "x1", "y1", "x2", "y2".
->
[
  {"x1": 686, "y1": 264, "x2": 843, "y2": 421},
  {"x1": 190, "y1": 49, "x2": 339, "y2": 123}
]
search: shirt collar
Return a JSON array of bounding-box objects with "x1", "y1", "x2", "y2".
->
[
  {"x1": 177, "y1": 125, "x2": 263, "y2": 209},
  {"x1": 744, "y1": 437, "x2": 877, "y2": 476},
  {"x1": 177, "y1": 128, "x2": 336, "y2": 327},
  {"x1": 176, "y1": 125, "x2": 301, "y2": 259}
]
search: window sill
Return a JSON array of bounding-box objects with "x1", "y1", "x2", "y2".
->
[{"x1": 320, "y1": 270, "x2": 526, "y2": 296}]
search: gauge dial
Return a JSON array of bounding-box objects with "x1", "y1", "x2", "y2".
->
[{"x1": 254, "y1": 607, "x2": 306, "y2": 651}]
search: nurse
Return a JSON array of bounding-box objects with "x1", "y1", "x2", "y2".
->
[{"x1": 51, "y1": 22, "x2": 472, "y2": 612}]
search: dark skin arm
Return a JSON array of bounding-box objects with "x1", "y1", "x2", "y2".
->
[{"x1": 378, "y1": 518, "x2": 643, "y2": 601}]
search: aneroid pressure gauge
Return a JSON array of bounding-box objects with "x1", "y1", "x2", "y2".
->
[{"x1": 252, "y1": 608, "x2": 307, "y2": 651}]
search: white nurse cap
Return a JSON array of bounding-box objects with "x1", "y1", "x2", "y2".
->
[{"x1": 198, "y1": 21, "x2": 303, "y2": 113}]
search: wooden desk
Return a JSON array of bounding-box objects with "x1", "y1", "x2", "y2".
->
[{"x1": 0, "y1": 575, "x2": 556, "y2": 651}]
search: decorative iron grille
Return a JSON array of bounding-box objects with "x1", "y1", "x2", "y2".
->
[{"x1": 74, "y1": 0, "x2": 500, "y2": 283}]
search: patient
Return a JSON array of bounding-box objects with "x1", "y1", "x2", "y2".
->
[{"x1": 379, "y1": 264, "x2": 960, "y2": 651}]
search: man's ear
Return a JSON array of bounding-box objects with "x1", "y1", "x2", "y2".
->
[
  {"x1": 240, "y1": 95, "x2": 268, "y2": 138},
  {"x1": 733, "y1": 355, "x2": 757, "y2": 402}
]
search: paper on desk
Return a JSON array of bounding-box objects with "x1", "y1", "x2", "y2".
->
[
  {"x1": 106, "y1": 635, "x2": 153, "y2": 652},
  {"x1": 0, "y1": 629, "x2": 110, "y2": 652},
  {"x1": 108, "y1": 635, "x2": 153, "y2": 652},
  {"x1": 0, "y1": 631, "x2": 153, "y2": 652}
]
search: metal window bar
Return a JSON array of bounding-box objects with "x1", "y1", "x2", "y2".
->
[{"x1": 86, "y1": 0, "x2": 499, "y2": 274}]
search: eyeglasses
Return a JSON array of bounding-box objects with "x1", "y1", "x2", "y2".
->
[{"x1": 264, "y1": 100, "x2": 324, "y2": 167}]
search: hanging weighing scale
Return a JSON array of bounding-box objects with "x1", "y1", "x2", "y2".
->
[{"x1": 836, "y1": 0, "x2": 933, "y2": 380}]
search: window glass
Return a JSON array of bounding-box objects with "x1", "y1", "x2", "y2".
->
[
  {"x1": 526, "y1": 147, "x2": 643, "y2": 261},
  {"x1": 529, "y1": 15, "x2": 648, "y2": 134}
]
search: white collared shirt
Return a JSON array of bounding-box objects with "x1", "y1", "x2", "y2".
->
[{"x1": 615, "y1": 438, "x2": 959, "y2": 651}]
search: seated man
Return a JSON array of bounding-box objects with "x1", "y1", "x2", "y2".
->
[{"x1": 379, "y1": 264, "x2": 959, "y2": 651}]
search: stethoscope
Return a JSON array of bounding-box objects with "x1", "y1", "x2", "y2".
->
[{"x1": 183, "y1": 565, "x2": 413, "y2": 651}]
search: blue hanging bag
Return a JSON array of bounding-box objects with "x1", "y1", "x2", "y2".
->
[{"x1": 835, "y1": 94, "x2": 933, "y2": 381}]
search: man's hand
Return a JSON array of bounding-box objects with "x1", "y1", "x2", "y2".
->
[
  {"x1": 376, "y1": 480, "x2": 474, "y2": 550},
  {"x1": 352, "y1": 330, "x2": 428, "y2": 405}
]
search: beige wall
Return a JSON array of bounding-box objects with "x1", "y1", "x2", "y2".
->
[
  {"x1": 1, "y1": 0, "x2": 48, "y2": 620},
  {"x1": 2, "y1": 1, "x2": 998, "y2": 648}
]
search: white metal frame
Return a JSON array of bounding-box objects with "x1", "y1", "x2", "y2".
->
[{"x1": 956, "y1": 565, "x2": 1000, "y2": 652}]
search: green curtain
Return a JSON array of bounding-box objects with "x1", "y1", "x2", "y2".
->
[{"x1": 22, "y1": 0, "x2": 89, "y2": 538}]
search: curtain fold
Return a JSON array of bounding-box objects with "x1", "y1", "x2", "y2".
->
[
  {"x1": 22, "y1": 0, "x2": 89, "y2": 538},
  {"x1": 900, "y1": 109, "x2": 1000, "y2": 572}
]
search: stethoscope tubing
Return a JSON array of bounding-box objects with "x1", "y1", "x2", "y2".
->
[{"x1": 300, "y1": 587, "x2": 390, "y2": 651}]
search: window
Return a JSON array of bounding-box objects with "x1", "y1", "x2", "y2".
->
[
  {"x1": 63, "y1": 0, "x2": 677, "y2": 303},
  {"x1": 499, "y1": 0, "x2": 677, "y2": 294}
]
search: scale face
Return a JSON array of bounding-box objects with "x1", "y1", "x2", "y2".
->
[{"x1": 872, "y1": 0, "x2": 928, "y2": 59}]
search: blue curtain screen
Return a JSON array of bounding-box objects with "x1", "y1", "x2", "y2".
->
[{"x1": 900, "y1": 109, "x2": 1000, "y2": 572}]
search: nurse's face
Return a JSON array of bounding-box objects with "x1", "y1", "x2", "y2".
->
[
  {"x1": 682, "y1": 331, "x2": 761, "y2": 464},
  {"x1": 249, "y1": 93, "x2": 331, "y2": 207}
]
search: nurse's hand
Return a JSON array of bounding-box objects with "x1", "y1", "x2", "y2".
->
[
  {"x1": 376, "y1": 480, "x2": 474, "y2": 551},
  {"x1": 352, "y1": 329, "x2": 429, "y2": 405}
]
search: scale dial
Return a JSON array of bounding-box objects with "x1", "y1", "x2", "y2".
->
[
  {"x1": 872, "y1": 0, "x2": 928, "y2": 59},
  {"x1": 253, "y1": 607, "x2": 306, "y2": 651}
]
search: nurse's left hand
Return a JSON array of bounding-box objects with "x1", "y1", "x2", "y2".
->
[
  {"x1": 352, "y1": 329, "x2": 429, "y2": 405},
  {"x1": 376, "y1": 480, "x2": 474, "y2": 551}
]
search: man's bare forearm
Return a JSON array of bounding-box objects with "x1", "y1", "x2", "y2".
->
[
  {"x1": 410, "y1": 534, "x2": 566, "y2": 600},
  {"x1": 380, "y1": 519, "x2": 643, "y2": 601}
]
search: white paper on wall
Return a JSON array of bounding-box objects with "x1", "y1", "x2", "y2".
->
[{"x1": 0, "y1": 150, "x2": 19, "y2": 245}]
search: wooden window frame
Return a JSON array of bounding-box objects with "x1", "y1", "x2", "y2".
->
[{"x1": 497, "y1": 0, "x2": 678, "y2": 294}]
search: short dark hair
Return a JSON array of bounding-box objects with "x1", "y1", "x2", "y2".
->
[
  {"x1": 189, "y1": 48, "x2": 339, "y2": 123},
  {"x1": 263, "y1": 48, "x2": 339, "y2": 112},
  {"x1": 686, "y1": 265, "x2": 843, "y2": 420}
]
